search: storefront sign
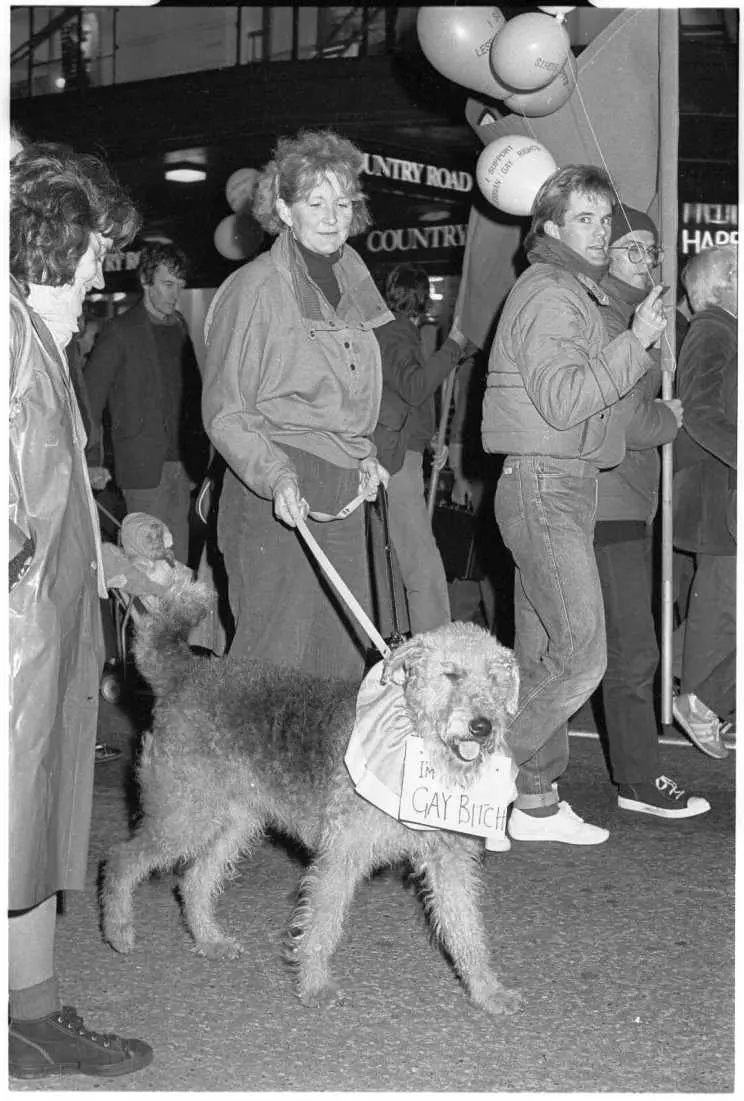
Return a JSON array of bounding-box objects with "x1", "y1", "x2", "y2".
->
[
  {"x1": 365, "y1": 223, "x2": 469, "y2": 254},
  {"x1": 362, "y1": 153, "x2": 473, "y2": 194},
  {"x1": 680, "y1": 202, "x2": 738, "y2": 254},
  {"x1": 103, "y1": 249, "x2": 141, "y2": 272}
]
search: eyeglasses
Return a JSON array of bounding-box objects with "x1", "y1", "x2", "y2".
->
[{"x1": 610, "y1": 243, "x2": 664, "y2": 265}]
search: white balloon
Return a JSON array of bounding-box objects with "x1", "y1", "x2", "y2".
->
[
  {"x1": 214, "y1": 214, "x2": 245, "y2": 260},
  {"x1": 225, "y1": 167, "x2": 258, "y2": 214},
  {"x1": 417, "y1": 7, "x2": 512, "y2": 99},
  {"x1": 476, "y1": 135, "x2": 557, "y2": 217},
  {"x1": 502, "y1": 52, "x2": 578, "y2": 118},
  {"x1": 490, "y1": 11, "x2": 571, "y2": 92}
]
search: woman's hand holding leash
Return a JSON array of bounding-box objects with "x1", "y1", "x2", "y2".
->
[
  {"x1": 359, "y1": 457, "x2": 389, "y2": 501},
  {"x1": 273, "y1": 475, "x2": 309, "y2": 529}
]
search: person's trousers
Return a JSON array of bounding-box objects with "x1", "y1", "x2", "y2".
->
[
  {"x1": 386, "y1": 450, "x2": 451, "y2": 634},
  {"x1": 123, "y1": 460, "x2": 194, "y2": 566},
  {"x1": 494, "y1": 456, "x2": 606, "y2": 805},
  {"x1": 594, "y1": 529, "x2": 661, "y2": 785},
  {"x1": 682, "y1": 552, "x2": 736, "y2": 720},
  {"x1": 218, "y1": 459, "x2": 372, "y2": 681}
]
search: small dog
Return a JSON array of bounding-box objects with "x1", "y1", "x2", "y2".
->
[{"x1": 101, "y1": 574, "x2": 522, "y2": 1017}]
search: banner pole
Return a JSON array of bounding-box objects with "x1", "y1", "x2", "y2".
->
[{"x1": 658, "y1": 7, "x2": 680, "y2": 726}]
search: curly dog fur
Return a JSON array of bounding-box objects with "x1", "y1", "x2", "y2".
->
[{"x1": 101, "y1": 576, "x2": 522, "y2": 1016}]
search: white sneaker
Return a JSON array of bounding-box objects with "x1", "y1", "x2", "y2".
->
[
  {"x1": 508, "y1": 801, "x2": 609, "y2": 845},
  {"x1": 484, "y1": 834, "x2": 511, "y2": 853}
]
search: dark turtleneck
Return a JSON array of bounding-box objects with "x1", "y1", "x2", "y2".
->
[{"x1": 293, "y1": 235, "x2": 342, "y2": 310}]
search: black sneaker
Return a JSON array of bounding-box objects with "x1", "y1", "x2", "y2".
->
[
  {"x1": 9, "y1": 1006, "x2": 153, "y2": 1079},
  {"x1": 617, "y1": 775, "x2": 711, "y2": 819}
]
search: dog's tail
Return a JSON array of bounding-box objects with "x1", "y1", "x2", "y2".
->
[{"x1": 131, "y1": 577, "x2": 215, "y2": 696}]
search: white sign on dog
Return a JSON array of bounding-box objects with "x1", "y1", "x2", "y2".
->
[{"x1": 399, "y1": 736, "x2": 516, "y2": 840}]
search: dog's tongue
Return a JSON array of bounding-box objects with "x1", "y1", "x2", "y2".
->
[{"x1": 458, "y1": 740, "x2": 481, "y2": 761}]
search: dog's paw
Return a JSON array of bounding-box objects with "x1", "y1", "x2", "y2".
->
[
  {"x1": 297, "y1": 982, "x2": 350, "y2": 1010},
  {"x1": 193, "y1": 937, "x2": 244, "y2": 961},
  {"x1": 104, "y1": 924, "x2": 136, "y2": 956},
  {"x1": 477, "y1": 984, "x2": 523, "y2": 1017}
]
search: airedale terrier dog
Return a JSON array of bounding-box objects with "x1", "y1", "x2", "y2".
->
[{"x1": 101, "y1": 574, "x2": 522, "y2": 1017}]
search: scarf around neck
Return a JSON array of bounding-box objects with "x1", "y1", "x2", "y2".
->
[
  {"x1": 527, "y1": 235, "x2": 610, "y2": 284},
  {"x1": 25, "y1": 282, "x2": 81, "y2": 353},
  {"x1": 602, "y1": 272, "x2": 648, "y2": 308}
]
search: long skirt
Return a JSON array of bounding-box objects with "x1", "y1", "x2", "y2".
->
[{"x1": 218, "y1": 448, "x2": 373, "y2": 681}]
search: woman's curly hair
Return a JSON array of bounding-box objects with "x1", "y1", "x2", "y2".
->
[
  {"x1": 10, "y1": 142, "x2": 141, "y2": 293},
  {"x1": 252, "y1": 129, "x2": 371, "y2": 238}
]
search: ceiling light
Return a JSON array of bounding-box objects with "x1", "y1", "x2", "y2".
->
[
  {"x1": 165, "y1": 163, "x2": 207, "y2": 183},
  {"x1": 164, "y1": 147, "x2": 207, "y2": 184}
]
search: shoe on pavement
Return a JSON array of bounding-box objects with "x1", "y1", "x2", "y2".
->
[
  {"x1": 95, "y1": 742, "x2": 122, "y2": 764},
  {"x1": 617, "y1": 775, "x2": 711, "y2": 819},
  {"x1": 508, "y1": 801, "x2": 609, "y2": 845},
  {"x1": 9, "y1": 1006, "x2": 153, "y2": 1079},
  {"x1": 672, "y1": 693, "x2": 729, "y2": 759},
  {"x1": 484, "y1": 834, "x2": 511, "y2": 852}
]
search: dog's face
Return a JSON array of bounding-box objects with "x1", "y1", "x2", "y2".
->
[{"x1": 381, "y1": 622, "x2": 519, "y2": 785}]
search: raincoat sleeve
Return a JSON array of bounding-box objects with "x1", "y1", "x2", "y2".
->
[{"x1": 9, "y1": 307, "x2": 35, "y2": 576}]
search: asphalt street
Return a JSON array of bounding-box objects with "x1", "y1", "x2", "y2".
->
[{"x1": 10, "y1": 687, "x2": 736, "y2": 1094}]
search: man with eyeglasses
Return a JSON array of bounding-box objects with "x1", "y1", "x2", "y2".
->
[{"x1": 593, "y1": 205, "x2": 711, "y2": 819}]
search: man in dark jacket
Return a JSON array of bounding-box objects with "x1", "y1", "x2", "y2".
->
[
  {"x1": 85, "y1": 241, "x2": 209, "y2": 565},
  {"x1": 672, "y1": 244, "x2": 737, "y2": 758},
  {"x1": 595, "y1": 205, "x2": 710, "y2": 818},
  {"x1": 481, "y1": 166, "x2": 666, "y2": 848}
]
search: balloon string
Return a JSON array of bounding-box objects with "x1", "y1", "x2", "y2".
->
[{"x1": 511, "y1": 66, "x2": 676, "y2": 369}]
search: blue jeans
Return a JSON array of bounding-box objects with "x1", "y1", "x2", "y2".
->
[
  {"x1": 494, "y1": 456, "x2": 606, "y2": 806},
  {"x1": 387, "y1": 450, "x2": 451, "y2": 634}
]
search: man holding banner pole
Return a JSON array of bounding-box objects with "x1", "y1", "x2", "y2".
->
[{"x1": 480, "y1": 165, "x2": 667, "y2": 846}]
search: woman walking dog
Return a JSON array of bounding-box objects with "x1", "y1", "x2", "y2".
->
[{"x1": 202, "y1": 129, "x2": 393, "y2": 679}]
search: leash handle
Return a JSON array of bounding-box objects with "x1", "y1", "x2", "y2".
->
[
  {"x1": 307, "y1": 489, "x2": 367, "y2": 523},
  {"x1": 296, "y1": 516, "x2": 391, "y2": 660}
]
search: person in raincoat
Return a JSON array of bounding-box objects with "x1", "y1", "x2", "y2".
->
[{"x1": 8, "y1": 141, "x2": 154, "y2": 1080}]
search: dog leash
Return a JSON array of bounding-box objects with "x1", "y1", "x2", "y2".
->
[{"x1": 295, "y1": 515, "x2": 391, "y2": 661}]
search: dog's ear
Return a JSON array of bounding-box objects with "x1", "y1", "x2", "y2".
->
[
  {"x1": 381, "y1": 636, "x2": 427, "y2": 685},
  {"x1": 491, "y1": 652, "x2": 520, "y2": 716}
]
